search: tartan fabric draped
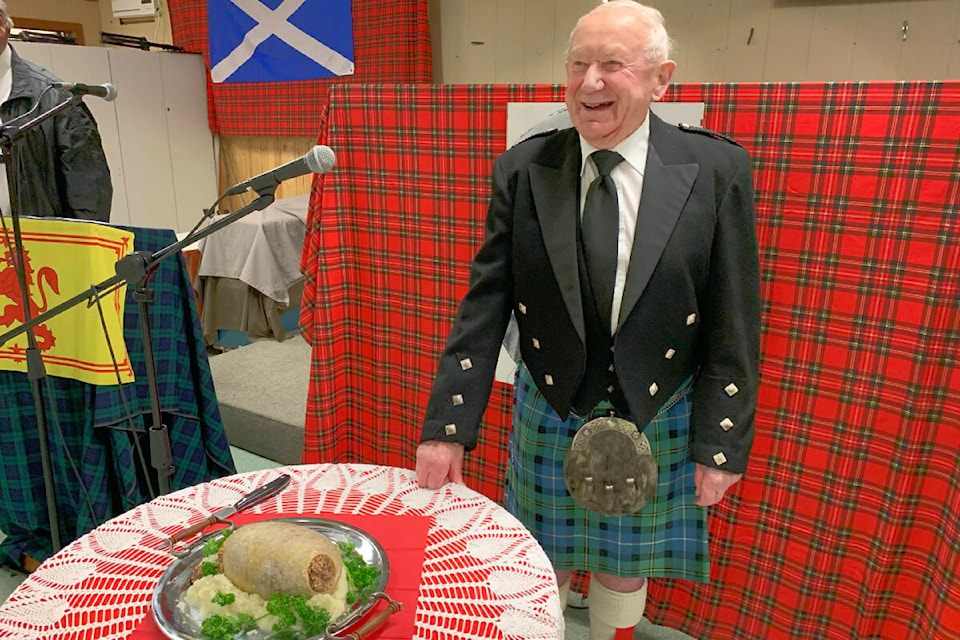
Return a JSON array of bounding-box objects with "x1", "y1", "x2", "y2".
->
[
  {"x1": 300, "y1": 85, "x2": 558, "y2": 500},
  {"x1": 299, "y1": 82, "x2": 960, "y2": 639},
  {"x1": 0, "y1": 227, "x2": 236, "y2": 565},
  {"x1": 166, "y1": 0, "x2": 432, "y2": 136}
]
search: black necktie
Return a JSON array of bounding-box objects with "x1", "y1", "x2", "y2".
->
[{"x1": 581, "y1": 150, "x2": 623, "y2": 335}]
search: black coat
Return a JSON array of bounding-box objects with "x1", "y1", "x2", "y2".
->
[
  {"x1": 421, "y1": 112, "x2": 760, "y2": 474},
  {"x1": 1, "y1": 47, "x2": 112, "y2": 221}
]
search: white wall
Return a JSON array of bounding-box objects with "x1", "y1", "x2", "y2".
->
[
  {"x1": 15, "y1": 42, "x2": 217, "y2": 234},
  {"x1": 429, "y1": 0, "x2": 960, "y2": 83}
]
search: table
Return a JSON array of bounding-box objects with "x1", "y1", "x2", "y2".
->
[
  {"x1": 0, "y1": 464, "x2": 564, "y2": 640},
  {"x1": 194, "y1": 194, "x2": 309, "y2": 345}
]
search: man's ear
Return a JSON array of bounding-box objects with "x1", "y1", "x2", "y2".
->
[{"x1": 652, "y1": 60, "x2": 676, "y2": 101}]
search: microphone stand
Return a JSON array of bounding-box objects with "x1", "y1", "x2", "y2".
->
[
  {"x1": 0, "y1": 91, "x2": 90, "y2": 553},
  {"x1": 99, "y1": 32, "x2": 185, "y2": 52},
  {"x1": 0, "y1": 191, "x2": 277, "y2": 499}
]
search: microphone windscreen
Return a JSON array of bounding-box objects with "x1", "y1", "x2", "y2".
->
[{"x1": 304, "y1": 145, "x2": 336, "y2": 174}]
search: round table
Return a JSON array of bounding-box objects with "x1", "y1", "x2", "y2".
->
[{"x1": 0, "y1": 464, "x2": 563, "y2": 639}]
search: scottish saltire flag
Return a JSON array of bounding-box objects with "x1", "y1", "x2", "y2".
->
[{"x1": 208, "y1": 0, "x2": 355, "y2": 83}]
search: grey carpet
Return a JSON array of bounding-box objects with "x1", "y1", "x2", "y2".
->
[{"x1": 208, "y1": 333, "x2": 311, "y2": 465}]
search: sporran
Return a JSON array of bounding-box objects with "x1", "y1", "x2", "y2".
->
[{"x1": 562, "y1": 415, "x2": 658, "y2": 516}]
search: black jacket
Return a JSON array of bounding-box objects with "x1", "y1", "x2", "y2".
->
[
  {"x1": 421, "y1": 113, "x2": 761, "y2": 474},
  {"x1": 1, "y1": 47, "x2": 112, "y2": 221}
]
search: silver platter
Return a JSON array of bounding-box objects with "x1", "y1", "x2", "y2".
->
[{"x1": 152, "y1": 516, "x2": 391, "y2": 640}]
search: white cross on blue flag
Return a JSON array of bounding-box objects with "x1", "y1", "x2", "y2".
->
[{"x1": 208, "y1": 0, "x2": 355, "y2": 83}]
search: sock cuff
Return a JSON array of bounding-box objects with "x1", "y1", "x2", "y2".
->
[{"x1": 587, "y1": 577, "x2": 648, "y2": 629}]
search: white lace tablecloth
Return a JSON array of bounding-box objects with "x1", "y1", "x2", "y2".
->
[{"x1": 0, "y1": 464, "x2": 563, "y2": 640}]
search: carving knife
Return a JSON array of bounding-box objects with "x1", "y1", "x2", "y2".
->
[{"x1": 166, "y1": 473, "x2": 292, "y2": 549}]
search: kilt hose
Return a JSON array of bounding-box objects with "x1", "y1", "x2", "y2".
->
[{"x1": 504, "y1": 362, "x2": 709, "y2": 581}]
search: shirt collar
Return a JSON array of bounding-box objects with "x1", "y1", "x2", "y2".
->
[
  {"x1": 0, "y1": 45, "x2": 12, "y2": 77},
  {"x1": 578, "y1": 112, "x2": 651, "y2": 177}
]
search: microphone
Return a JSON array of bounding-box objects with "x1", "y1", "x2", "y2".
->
[
  {"x1": 52, "y1": 82, "x2": 119, "y2": 102},
  {"x1": 224, "y1": 145, "x2": 336, "y2": 196}
]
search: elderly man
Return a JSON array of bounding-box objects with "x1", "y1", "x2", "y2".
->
[
  {"x1": 417, "y1": 2, "x2": 760, "y2": 638},
  {"x1": 0, "y1": 1, "x2": 112, "y2": 221}
]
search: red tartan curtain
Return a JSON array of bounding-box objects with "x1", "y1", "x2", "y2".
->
[
  {"x1": 166, "y1": 0, "x2": 432, "y2": 136},
  {"x1": 299, "y1": 85, "x2": 556, "y2": 500},
  {"x1": 300, "y1": 82, "x2": 960, "y2": 639}
]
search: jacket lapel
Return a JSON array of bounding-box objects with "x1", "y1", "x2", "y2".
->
[
  {"x1": 530, "y1": 131, "x2": 586, "y2": 343},
  {"x1": 617, "y1": 127, "x2": 699, "y2": 332}
]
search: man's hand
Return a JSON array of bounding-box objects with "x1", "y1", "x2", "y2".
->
[
  {"x1": 416, "y1": 440, "x2": 466, "y2": 489},
  {"x1": 694, "y1": 463, "x2": 743, "y2": 507}
]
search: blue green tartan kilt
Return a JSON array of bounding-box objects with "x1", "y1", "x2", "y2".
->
[{"x1": 503, "y1": 362, "x2": 710, "y2": 582}]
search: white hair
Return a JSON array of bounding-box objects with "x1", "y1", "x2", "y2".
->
[
  {"x1": 0, "y1": 1, "x2": 12, "y2": 31},
  {"x1": 567, "y1": 0, "x2": 674, "y2": 67}
]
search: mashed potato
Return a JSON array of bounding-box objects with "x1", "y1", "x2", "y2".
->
[{"x1": 180, "y1": 562, "x2": 349, "y2": 634}]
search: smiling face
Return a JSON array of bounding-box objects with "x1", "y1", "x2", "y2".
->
[{"x1": 565, "y1": 6, "x2": 675, "y2": 149}]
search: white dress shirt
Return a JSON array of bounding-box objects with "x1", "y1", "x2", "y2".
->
[
  {"x1": 577, "y1": 113, "x2": 651, "y2": 335},
  {"x1": 0, "y1": 44, "x2": 14, "y2": 216}
]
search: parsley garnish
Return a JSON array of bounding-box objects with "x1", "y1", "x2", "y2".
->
[
  {"x1": 199, "y1": 613, "x2": 256, "y2": 640},
  {"x1": 265, "y1": 593, "x2": 331, "y2": 638},
  {"x1": 202, "y1": 528, "x2": 232, "y2": 557},
  {"x1": 212, "y1": 591, "x2": 236, "y2": 606},
  {"x1": 337, "y1": 542, "x2": 381, "y2": 605}
]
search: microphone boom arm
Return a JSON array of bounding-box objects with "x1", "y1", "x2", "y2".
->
[{"x1": 0, "y1": 192, "x2": 277, "y2": 348}]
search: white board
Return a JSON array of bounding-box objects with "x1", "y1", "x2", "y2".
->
[
  {"x1": 160, "y1": 51, "x2": 218, "y2": 232},
  {"x1": 109, "y1": 47, "x2": 178, "y2": 230}
]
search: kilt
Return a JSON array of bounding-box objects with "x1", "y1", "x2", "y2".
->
[{"x1": 503, "y1": 362, "x2": 710, "y2": 582}]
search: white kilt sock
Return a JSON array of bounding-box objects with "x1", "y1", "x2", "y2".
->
[{"x1": 587, "y1": 577, "x2": 647, "y2": 640}]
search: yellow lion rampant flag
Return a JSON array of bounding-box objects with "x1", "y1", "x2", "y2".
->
[{"x1": 0, "y1": 218, "x2": 135, "y2": 385}]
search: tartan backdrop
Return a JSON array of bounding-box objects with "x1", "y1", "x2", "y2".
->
[
  {"x1": 165, "y1": 0, "x2": 431, "y2": 136},
  {"x1": 299, "y1": 82, "x2": 960, "y2": 639}
]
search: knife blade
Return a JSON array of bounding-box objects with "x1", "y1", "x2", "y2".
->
[
  {"x1": 167, "y1": 474, "x2": 292, "y2": 550},
  {"x1": 215, "y1": 474, "x2": 292, "y2": 519}
]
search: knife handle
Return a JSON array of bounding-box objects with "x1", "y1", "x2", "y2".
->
[
  {"x1": 342, "y1": 597, "x2": 401, "y2": 640},
  {"x1": 166, "y1": 515, "x2": 223, "y2": 550}
]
